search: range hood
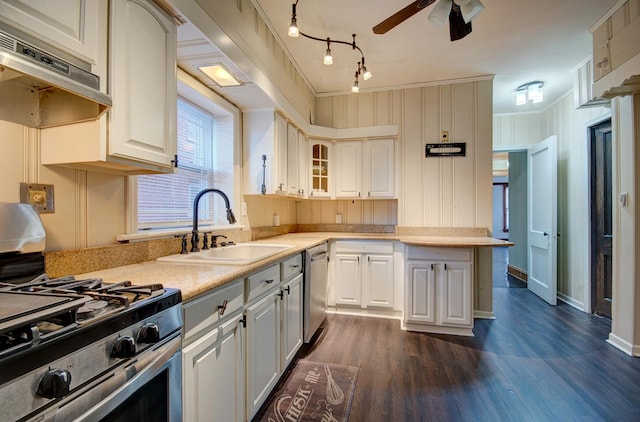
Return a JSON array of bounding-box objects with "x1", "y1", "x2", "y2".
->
[{"x1": 0, "y1": 28, "x2": 112, "y2": 128}]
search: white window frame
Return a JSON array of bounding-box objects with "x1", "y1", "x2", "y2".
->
[{"x1": 118, "y1": 69, "x2": 242, "y2": 241}]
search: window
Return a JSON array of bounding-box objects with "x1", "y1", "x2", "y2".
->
[{"x1": 135, "y1": 87, "x2": 238, "y2": 233}]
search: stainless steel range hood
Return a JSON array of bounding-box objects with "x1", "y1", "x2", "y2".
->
[{"x1": 0, "y1": 28, "x2": 112, "y2": 129}]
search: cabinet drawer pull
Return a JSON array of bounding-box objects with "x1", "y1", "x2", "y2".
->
[
  {"x1": 265, "y1": 279, "x2": 275, "y2": 284},
  {"x1": 218, "y1": 299, "x2": 228, "y2": 316},
  {"x1": 290, "y1": 264, "x2": 300, "y2": 268},
  {"x1": 430, "y1": 263, "x2": 434, "y2": 270},
  {"x1": 597, "y1": 57, "x2": 609, "y2": 68},
  {"x1": 444, "y1": 263, "x2": 447, "y2": 271}
]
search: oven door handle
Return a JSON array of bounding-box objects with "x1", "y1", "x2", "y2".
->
[{"x1": 73, "y1": 333, "x2": 182, "y2": 422}]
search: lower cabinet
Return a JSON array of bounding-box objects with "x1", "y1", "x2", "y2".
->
[
  {"x1": 333, "y1": 241, "x2": 395, "y2": 309},
  {"x1": 183, "y1": 254, "x2": 304, "y2": 422},
  {"x1": 245, "y1": 290, "x2": 281, "y2": 419},
  {"x1": 281, "y1": 273, "x2": 303, "y2": 368},
  {"x1": 404, "y1": 246, "x2": 473, "y2": 336},
  {"x1": 183, "y1": 315, "x2": 244, "y2": 422}
]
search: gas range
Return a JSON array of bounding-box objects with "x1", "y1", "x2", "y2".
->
[{"x1": 0, "y1": 273, "x2": 182, "y2": 421}]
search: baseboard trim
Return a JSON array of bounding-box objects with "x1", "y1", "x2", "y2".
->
[
  {"x1": 473, "y1": 310, "x2": 496, "y2": 319},
  {"x1": 507, "y1": 265, "x2": 528, "y2": 282},
  {"x1": 557, "y1": 293, "x2": 587, "y2": 312},
  {"x1": 607, "y1": 333, "x2": 640, "y2": 357}
]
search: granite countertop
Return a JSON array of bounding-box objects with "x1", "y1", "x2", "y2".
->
[{"x1": 77, "y1": 233, "x2": 512, "y2": 302}]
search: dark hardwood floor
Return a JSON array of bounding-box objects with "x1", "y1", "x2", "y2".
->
[{"x1": 270, "y1": 249, "x2": 640, "y2": 421}]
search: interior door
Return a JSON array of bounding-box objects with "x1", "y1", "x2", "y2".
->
[
  {"x1": 591, "y1": 121, "x2": 613, "y2": 317},
  {"x1": 527, "y1": 136, "x2": 558, "y2": 305}
]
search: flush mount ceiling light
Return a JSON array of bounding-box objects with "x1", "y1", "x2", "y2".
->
[
  {"x1": 288, "y1": 0, "x2": 372, "y2": 93},
  {"x1": 516, "y1": 81, "x2": 544, "y2": 105},
  {"x1": 197, "y1": 63, "x2": 243, "y2": 87}
]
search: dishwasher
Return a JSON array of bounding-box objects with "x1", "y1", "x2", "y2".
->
[{"x1": 304, "y1": 242, "x2": 328, "y2": 342}]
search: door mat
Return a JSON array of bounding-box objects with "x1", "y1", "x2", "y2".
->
[{"x1": 255, "y1": 360, "x2": 359, "y2": 422}]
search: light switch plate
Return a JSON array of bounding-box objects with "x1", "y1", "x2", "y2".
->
[
  {"x1": 20, "y1": 182, "x2": 55, "y2": 213},
  {"x1": 335, "y1": 214, "x2": 342, "y2": 224}
]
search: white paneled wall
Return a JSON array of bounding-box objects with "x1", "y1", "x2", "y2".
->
[
  {"x1": 316, "y1": 80, "x2": 494, "y2": 230},
  {"x1": 315, "y1": 79, "x2": 494, "y2": 315},
  {"x1": 0, "y1": 120, "x2": 126, "y2": 251},
  {"x1": 493, "y1": 92, "x2": 610, "y2": 309}
]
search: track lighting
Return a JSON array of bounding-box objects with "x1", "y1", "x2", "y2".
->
[
  {"x1": 324, "y1": 38, "x2": 333, "y2": 65},
  {"x1": 287, "y1": 0, "x2": 372, "y2": 93}
]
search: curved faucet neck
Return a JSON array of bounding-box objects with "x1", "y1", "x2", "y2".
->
[{"x1": 192, "y1": 188, "x2": 234, "y2": 234}]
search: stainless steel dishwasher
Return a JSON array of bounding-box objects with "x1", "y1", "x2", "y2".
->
[{"x1": 304, "y1": 242, "x2": 328, "y2": 342}]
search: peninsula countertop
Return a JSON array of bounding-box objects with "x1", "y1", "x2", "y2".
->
[{"x1": 76, "y1": 232, "x2": 512, "y2": 301}]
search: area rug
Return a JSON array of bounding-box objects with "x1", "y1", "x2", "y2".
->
[{"x1": 255, "y1": 360, "x2": 359, "y2": 422}]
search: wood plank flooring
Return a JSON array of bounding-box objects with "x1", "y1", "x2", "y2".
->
[{"x1": 259, "y1": 273, "x2": 640, "y2": 421}]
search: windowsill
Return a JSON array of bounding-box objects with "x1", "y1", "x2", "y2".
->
[{"x1": 116, "y1": 224, "x2": 246, "y2": 242}]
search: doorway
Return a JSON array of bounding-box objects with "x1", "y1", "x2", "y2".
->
[{"x1": 590, "y1": 119, "x2": 612, "y2": 318}]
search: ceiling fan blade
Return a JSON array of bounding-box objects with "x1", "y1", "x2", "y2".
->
[
  {"x1": 449, "y1": 3, "x2": 472, "y2": 41},
  {"x1": 372, "y1": 0, "x2": 436, "y2": 34}
]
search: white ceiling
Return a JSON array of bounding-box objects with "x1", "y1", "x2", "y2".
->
[{"x1": 178, "y1": 0, "x2": 619, "y2": 115}]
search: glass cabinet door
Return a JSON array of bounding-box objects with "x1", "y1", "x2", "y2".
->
[{"x1": 310, "y1": 140, "x2": 332, "y2": 197}]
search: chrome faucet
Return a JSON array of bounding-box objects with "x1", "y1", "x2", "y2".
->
[{"x1": 191, "y1": 188, "x2": 237, "y2": 252}]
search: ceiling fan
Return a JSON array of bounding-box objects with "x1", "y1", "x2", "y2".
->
[{"x1": 372, "y1": 0, "x2": 485, "y2": 41}]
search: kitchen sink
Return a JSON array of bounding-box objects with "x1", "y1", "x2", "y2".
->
[{"x1": 157, "y1": 243, "x2": 296, "y2": 265}]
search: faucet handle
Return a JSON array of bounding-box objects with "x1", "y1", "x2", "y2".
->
[
  {"x1": 202, "y1": 232, "x2": 210, "y2": 250},
  {"x1": 180, "y1": 234, "x2": 189, "y2": 254},
  {"x1": 210, "y1": 234, "x2": 227, "y2": 248}
]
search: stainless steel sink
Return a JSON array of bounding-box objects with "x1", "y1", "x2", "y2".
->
[{"x1": 157, "y1": 243, "x2": 296, "y2": 265}]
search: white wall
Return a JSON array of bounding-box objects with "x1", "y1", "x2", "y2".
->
[
  {"x1": 0, "y1": 120, "x2": 126, "y2": 251},
  {"x1": 494, "y1": 93, "x2": 609, "y2": 310}
]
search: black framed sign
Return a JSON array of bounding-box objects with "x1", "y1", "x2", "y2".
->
[{"x1": 425, "y1": 142, "x2": 466, "y2": 157}]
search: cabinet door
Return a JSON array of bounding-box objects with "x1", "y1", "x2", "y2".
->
[
  {"x1": 405, "y1": 261, "x2": 436, "y2": 323},
  {"x1": 109, "y1": 0, "x2": 177, "y2": 169},
  {"x1": 0, "y1": 0, "x2": 102, "y2": 65},
  {"x1": 183, "y1": 315, "x2": 244, "y2": 422},
  {"x1": 298, "y1": 131, "x2": 308, "y2": 198},
  {"x1": 335, "y1": 141, "x2": 362, "y2": 198},
  {"x1": 281, "y1": 273, "x2": 303, "y2": 368},
  {"x1": 309, "y1": 139, "x2": 332, "y2": 198},
  {"x1": 363, "y1": 139, "x2": 395, "y2": 198},
  {"x1": 334, "y1": 253, "x2": 362, "y2": 306},
  {"x1": 592, "y1": 21, "x2": 611, "y2": 81},
  {"x1": 365, "y1": 254, "x2": 394, "y2": 308},
  {"x1": 286, "y1": 123, "x2": 299, "y2": 195},
  {"x1": 440, "y1": 261, "x2": 472, "y2": 327},
  {"x1": 245, "y1": 292, "x2": 281, "y2": 419}
]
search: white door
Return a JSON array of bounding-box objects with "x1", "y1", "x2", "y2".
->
[
  {"x1": 527, "y1": 136, "x2": 558, "y2": 305},
  {"x1": 365, "y1": 254, "x2": 394, "y2": 308},
  {"x1": 334, "y1": 253, "x2": 362, "y2": 305}
]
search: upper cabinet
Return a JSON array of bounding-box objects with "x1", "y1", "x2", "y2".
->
[
  {"x1": 40, "y1": 0, "x2": 178, "y2": 174},
  {"x1": 244, "y1": 110, "x2": 307, "y2": 197},
  {"x1": 335, "y1": 138, "x2": 395, "y2": 199},
  {"x1": 591, "y1": 0, "x2": 640, "y2": 98},
  {"x1": 308, "y1": 138, "x2": 333, "y2": 198},
  {"x1": 0, "y1": 0, "x2": 102, "y2": 67}
]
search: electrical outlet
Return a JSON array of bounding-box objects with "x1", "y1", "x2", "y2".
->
[
  {"x1": 441, "y1": 130, "x2": 449, "y2": 142},
  {"x1": 335, "y1": 214, "x2": 342, "y2": 224},
  {"x1": 241, "y1": 201, "x2": 248, "y2": 216},
  {"x1": 20, "y1": 182, "x2": 55, "y2": 213}
]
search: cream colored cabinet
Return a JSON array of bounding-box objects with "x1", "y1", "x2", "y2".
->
[
  {"x1": 297, "y1": 131, "x2": 308, "y2": 198},
  {"x1": 0, "y1": 0, "x2": 103, "y2": 66},
  {"x1": 183, "y1": 279, "x2": 245, "y2": 422},
  {"x1": 592, "y1": 1, "x2": 640, "y2": 83},
  {"x1": 404, "y1": 246, "x2": 473, "y2": 336},
  {"x1": 309, "y1": 138, "x2": 333, "y2": 198},
  {"x1": 244, "y1": 111, "x2": 301, "y2": 196},
  {"x1": 40, "y1": 0, "x2": 177, "y2": 174},
  {"x1": 281, "y1": 275, "x2": 303, "y2": 367},
  {"x1": 332, "y1": 241, "x2": 394, "y2": 309},
  {"x1": 335, "y1": 139, "x2": 395, "y2": 199},
  {"x1": 245, "y1": 288, "x2": 281, "y2": 420}
]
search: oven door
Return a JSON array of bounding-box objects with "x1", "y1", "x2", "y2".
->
[{"x1": 32, "y1": 332, "x2": 182, "y2": 422}]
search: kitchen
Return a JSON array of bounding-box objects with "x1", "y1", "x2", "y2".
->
[{"x1": 1, "y1": 0, "x2": 640, "y2": 421}]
